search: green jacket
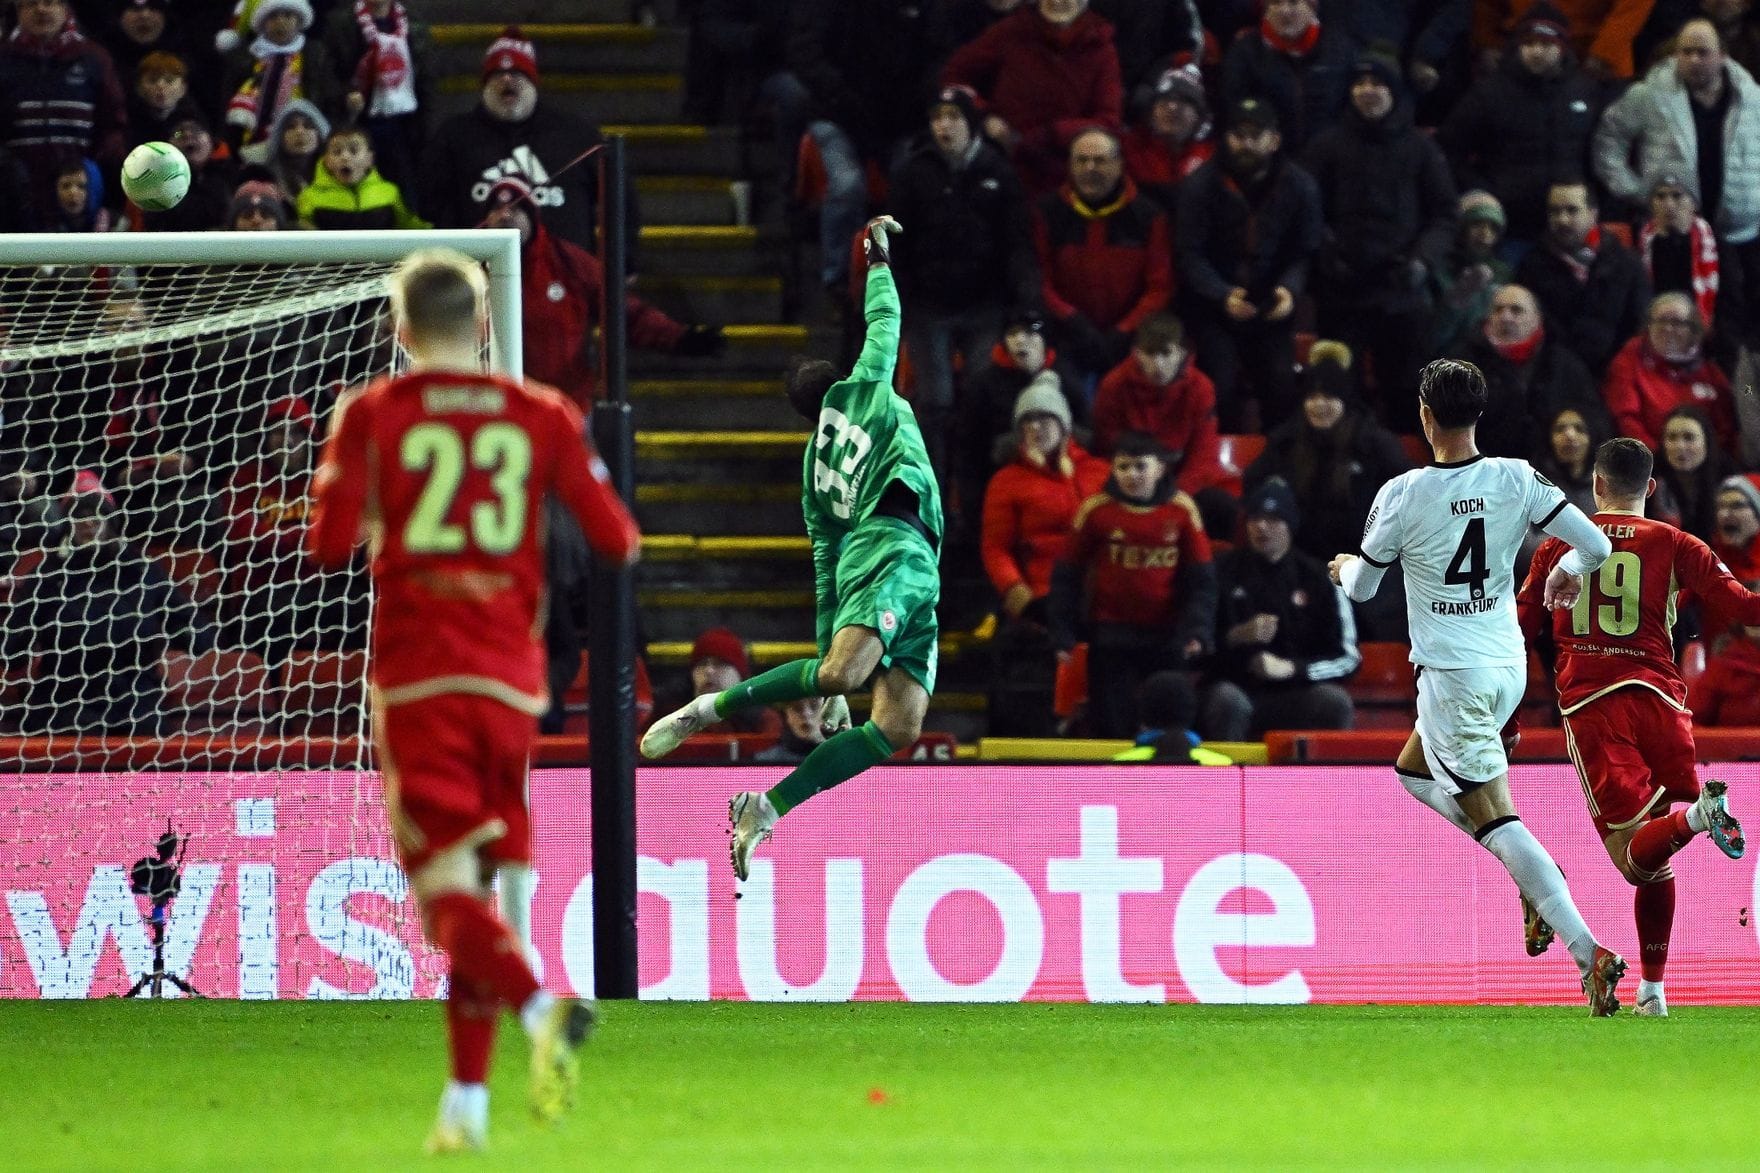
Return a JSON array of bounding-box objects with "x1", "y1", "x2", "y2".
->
[{"x1": 296, "y1": 165, "x2": 429, "y2": 231}]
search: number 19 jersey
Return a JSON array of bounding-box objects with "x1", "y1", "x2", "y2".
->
[{"x1": 1360, "y1": 455, "x2": 1568, "y2": 669}]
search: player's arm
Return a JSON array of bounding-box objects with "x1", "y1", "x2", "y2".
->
[
  {"x1": 1529, "y1": 474, "x2": 1610, "y2": 577},
  {"x1": 1515, "y1": 538, "x2": 1565, "y2": 642},
  {"x1": 1677, "y1": 532, "x2": 1760, "y2": 631},
  {"x1": 850, "y1": 218, "x2": 903, "y2": 389},
  {"x1": 552, "y1": 408, "x2": 640, "y2": 567},
  {"x1": 306, "y1": 392, "x2": 372, "y2": 569},
  {"x1": 1334, "y1": 477, "x2": 1403, "y2": 602}
]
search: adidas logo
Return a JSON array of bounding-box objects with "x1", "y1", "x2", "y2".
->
[{"x1": 472, "y1": 147, "x2": 563, "y2": 206}]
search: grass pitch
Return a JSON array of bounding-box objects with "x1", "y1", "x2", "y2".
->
[{"x1": 8, "y1": 1001, "x2": 1757, "y2": 1170}]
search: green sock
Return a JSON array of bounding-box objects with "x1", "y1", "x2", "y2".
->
[
  {"x1": 714, "y1": 658, "x2": 822, "y2": 719},
  {"x1": 766, "y1": 721, "x2": 894, "y2": 816}
]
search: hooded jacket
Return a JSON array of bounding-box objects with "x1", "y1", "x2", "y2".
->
[
  {"x1": 1242, "y1": 403, "x2": 1410, "y2": 562},
  {"x1": 1090, "y1": 352, "x2": 1224, "y2": 493},
  {"x1": 980, "y1": 433, "x2": 1108, "y2": 600},
  {"x1": 1033, "y1": 176, "x2": 1173, "y2": 334},
  {"x1": 887, "y1": 133, "x2": 1039, "y2": 315}
]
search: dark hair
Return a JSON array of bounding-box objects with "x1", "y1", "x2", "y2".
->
[
  {"x1": 1547, "y1": 177, "x2": 1597, "y2": 208},
  {"x1": 1418, "y1": 358, "x2": 1488, "y2": 428},
  {"x1": 1595, "y1": 437, "x2": 1653, "y2": 497},
  {"x1": 1112, "y1": 430, "x2": 1166, "y2": 459},
  {"x1": 1133, "y1": 312, "x2": 1185, "y2": 353},
  {"x1": 1138, "y1": 670, "x2": 1197, "y2": 731},
  {"x1": 784, "y1": 356, "x2": 838, "y2": 421},
  {"x1": 1654, "y1": 404, "x2": 1734, "y2": 541},
  {"x1": 325, "y1": 124, "x2": 372, "y2": 148}
]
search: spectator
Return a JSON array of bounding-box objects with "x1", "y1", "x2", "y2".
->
[
  {"x1": 1515, "y1": 180, "x2": 1652, "y2": 376},
  {"x1": 2, "y1": 470, "x2": 216, "y2": 735},
  {"x1": 1652, "y1": 404, "x2": 1737, "y2": 541},
  {"x1": 679, "y1": 0, "x2": 792, "y2": 127},
  {"x1": 1302, "y1": 43, "x2": 1458, "y2": 430},
  {"x1": 1176, "y1": 98, "x2": 1323, "y2": 429},
  {"x1": 125, "y1": 51, "x2": 202, "y2": 149},
  {"x1": 1243, "y1": 340, "x2": 1412, "y2": 564},
  {"x1": 1639, "y1": 169, "x2": 1725, "y2": 342},
  {"x1": 1033, "y1": 127, "x2": 1173, "y2": 377},
  {"x1": 956, "y1": 312, "x2": 1088, "y2": 523},
  {"x1": 247, "y1": 97, "x2": 326, "y2": 205},
  {"x1": 1120, "y1": 62, "x2": 1215, "y2": 210},
  {"x1": 752, "y1": 697, "x2": 828, "y2": 764},
  {"x1": 1113, "y1": 670, "x2": 1233, "y2": 763},
  {"x1": 1430, "y1": 189, "x2": 1515, "y2": 355},
  {"x1": 295, "y1": 123, "x2": 427, "y2": 229},
  {"x1": 1689, "y1": 625, "x2": 1760, "y2": 724},
  {"x1": 1437, "y1": 5, "x2": 1606, "y2": 245},
  {"x1": 136, "y1": 113, "x2": 231, "y2": 230},
  {"x1": 1049, "y1": 430, "x2": 1217, "y2": 737},
  {"x1": 221, "y1": 0, "x2": 344, "y2": 153},
  {"x1": 419, "y1": 27, "x2": 634, "y2": 257},
  {"x1": 1473, "y1": 0, "x2": 1659, "y2": 79},
  {"x1": 1201, "y1": 477, "x2": 1358, "y2": 739},
  {"x1": 1712, "y1": 472, "x2": 1760, "y2": 580},
  {"x1": 888, "y1": 84, "x2": 1038, "y2": 478},
  {"x1": 667, "y1": 627, "x2": 782, "y2": 737},
  {"x1": 1593, "y1": 19, "x2": 1760, "y2": 347},
  {"x1": 1090, "y1": 313, "x2": 1233, "y2": 536},
  {"x1": 933, "y1": 0, "x2": 1028, "y2": 54},
  {"x1": 786, "y1": 2, "x2": 938, "y2": 291},
  {"x1": 1520, "y1": 402, "x2": 1610, "y2": 566},
  {"x1": 1451, "y1": 282, "x2": 1603, "y2": 458},
  {"x1": 1219, "y1": 0, "x2": 1356, "y2": 155},
  {"x1": 1604, "y1": 291, "x2": 1737, "y2": 452},
  {"x1": 0, "y1": 0, "x2": 127, "y2": 221},
  {"x1": 1091, "y1": 1, "x2": 1205, "y2": 94},
  {"x1": 943, "y1": 0, "x2": 1126, "y2": 194},
  {"x1": 101, "y1": 0, "x2": 193, "y2": 81},
  {"x1": 44, "y1": 157, "x2": 112, "y2": 231},
  {"x1": 227, "y1": 180, "x2": 287, "y2": 229},
  {"x1": 1339, "y1": 0, "x2": 1474, "y2": 121},
  {"x1": 481, "y1": 175, "x2": 723, "y2": 409},
  {"x1": 320, "y1": 0, "x2": 432, "y2": 192}
]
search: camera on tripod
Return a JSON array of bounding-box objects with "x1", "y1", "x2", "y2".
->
[{"x1": 125, "y1": 819, "x2": 199, "y2": 998}]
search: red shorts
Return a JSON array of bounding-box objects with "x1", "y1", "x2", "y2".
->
[
  {"x1": 1561, "y1": 686, "x2": 1700, "y2": 837},
  {"x1": 373, "y1": 692, "x2": 537, "y2": 872}
]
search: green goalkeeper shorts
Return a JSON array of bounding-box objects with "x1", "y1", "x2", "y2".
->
[{"x1": 832, "y1": 517, "x2": 940, "y2": 693}]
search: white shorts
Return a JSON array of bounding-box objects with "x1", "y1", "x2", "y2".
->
[{"x1": 1413, "y1": 663, "x2": 1525, "y2": 794}]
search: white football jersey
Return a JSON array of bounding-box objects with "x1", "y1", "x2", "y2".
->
[{"x1": 1359, "y1": 455, "x2": 1569, "y2": 669}]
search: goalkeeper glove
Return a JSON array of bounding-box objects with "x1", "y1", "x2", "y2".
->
[
  {"x1": 862, "y1": 215, "x2": 903, "y2": 266},
  {"x1": 676, "y1": 323, "x2": 724, "y2": 357},
  {"x1": 820, "y1": 694, "x2": 852, "y2": 738}
]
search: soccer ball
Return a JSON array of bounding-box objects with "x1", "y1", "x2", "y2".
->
[{"x1": 121, "y1": 141, "x2": 192, "y2": 212}]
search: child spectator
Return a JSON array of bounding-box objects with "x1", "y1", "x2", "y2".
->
[
  {"x1": 1113, "y1": 671, "x2": 1234, "y2": 763},
  {"x1": 125, "y1": 50, "x2": 202, "y2": 149},
  {"x1": 321, "y1": 0, "x2": 433, "y2": 191},
  {"x1": 1429, "y1": 190, "x2": 1514, "y2": 355},
  {"x1": 1049, "y1": 430, "x2": 1217, "y2": 737},
  {"x1": 1090, "y1": 313, "x2": 1232, "y2": 537},
  {"x1": 247, "y1": 98, "x2": 327, "y2": 204},
  {"x1": 46, "y1": 158, "x2": 113, "y2": 231},
  {"x1": 752, "y1": 697, "x2": 829, "y2": 764},
  {"x1": 221, "y1": 0, "x2": 343, "y2": 153},
  {"x1": 135, "y1": 114, "x2": 232, "y2": 230},
  {"x1": 1603, "y1": 292, "x2": 1736, "y2": 453},
  {"x1": 1121, "y1": 62, "x2": 1214, "y2": 210},
  {"x1": 227, "y1": 179, "x2": 288, "y2": 229},
  {"x1": 295, "y1": 123, "x2": 426, "y2": 229},
  {"x1": 1652, "y1": 404, "x2": 1737, "y2": 543}
]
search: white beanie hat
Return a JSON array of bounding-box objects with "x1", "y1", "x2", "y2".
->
[{"x1": 1013, "y1": 370, "x2": 1072, "y2": 432}]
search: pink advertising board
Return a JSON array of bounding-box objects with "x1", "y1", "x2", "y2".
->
[{"x1": 3, "y1": 765, "x2": 1757, "y2": 1003}]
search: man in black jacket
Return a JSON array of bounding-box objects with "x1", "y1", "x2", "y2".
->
[
  {"x1": 889, "y1": 85, "x2": 1038, "y2": 483},
  {"x1": 1448, "y1": 282, "x2": 1606, "y2": 459},
  {"x1": 1201, "y1": 477, "x2": 1358, "y2": 740},
  {"x1": 1515, "y1": 179, "x2": 1652, "y2": 376},
  {"x1": 1303, "y1": 45, "x2": 1457, "y2": 430}
]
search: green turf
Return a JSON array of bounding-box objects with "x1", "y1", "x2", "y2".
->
[{"x1": 6, "y1": 1001, "x2": 1756, "y2": 1170}]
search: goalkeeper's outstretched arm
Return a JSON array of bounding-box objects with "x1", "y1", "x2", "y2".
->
[{"x1": 849, "y1": 217, "x2": 903, "y2": 389}]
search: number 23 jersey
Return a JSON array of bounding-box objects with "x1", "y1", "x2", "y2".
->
[
  {"x1": 1361, "y1": 455, "x2": 1568, "y2": 669},
  {"x1": 307, "y1": 370, "x2": 639, "y2": 709},
  {"x1": 1519, "y1": 513, "x2": 1760, "y2": 712},
  {"x1": 802, "y1": 375, "x2": 943, "y2": 552}
]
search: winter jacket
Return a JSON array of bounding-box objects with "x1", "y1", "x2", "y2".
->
[
  {"x1": 0, "y1": 19, "x2": 127, "y2": 217},
  {"x1": 943, "y1": 6, "x2": 1124, "y2": 192},
  {"x1": 980, "y1": 439, "x2": 1109, "y2": 599},
  {"x1": 1342, "y1": 0, "x2": 1471, "y2": 72},
  {"x1": 1090, "y1": 353, "x2": 1225, "y2": 494},
  {"x1": 138, "y1": 165, "x2": 232, "y2": 232},
  {"x1": 1093, "y1": 0, "x2": 1204, "y2": 92},
  {"x1": 1474, "y1": 0, "x2": 1672, "y2": 79},
  {"x1": 1121, "y1": 125, "x2": 1214, "y2": 212},
  {"x1": 1219, "y1": 19, "x2": 1358, "y2": 155},
  {"x1": 297, "y1": 163, "x2": 428, "y2": 230},
  {"x1": 1602, "y1": 337, "x2": 1738, "y2": 454},
  {"x1": 1450, "y1": 330, "x2": 1606, "y2": 460},
  {"x1": 1436, "y1": 58, "x2": 1605, "y2": 241},
  {"x1": 1515, "y1": 234, "x2": 1652, "y2": 376},
  {"x1": 1592, "y1": 58, "x2": 1760, "y2": 243},
  {"x1": 1176, "y1": 154, "x2": 1324, "y2": 308},
  {"x1": 1301, "y1": 100, "x2": 1458, "y2": 285},
  {"x1": 958, "y1": 343, "x2": 1090, "y2": 473},
  {"x1": 1212, "y1": 545, "x2": 1361, "y2": 686},
  {"x1": 1033, "y1": 177, "x2": 1173, "y2": 336},
  {"x1": 887, "y1": 135, "x2": 1038, "y2": 316},
  {"x1": 1243, "y1": 411, "x2": 1411, "y2": 562},
  {"x1": 787, "y1": 0, "x2": 938, "y2": 153}
]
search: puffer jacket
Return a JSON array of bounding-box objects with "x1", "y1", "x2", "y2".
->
[{"x1": 980, "y1": 438, "x2": 1109, "y2": 600}]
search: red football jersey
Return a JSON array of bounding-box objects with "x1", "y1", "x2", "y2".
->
[
  {"x1": 1518, "y1": 511, "x2": 1760, "y2": 712},
  {"x1": 306, "y1": 369, "x2": 640, "y2": 710},
  {"x1": 1068, "y1": 491, "x2": 1211, "y2": 628}
]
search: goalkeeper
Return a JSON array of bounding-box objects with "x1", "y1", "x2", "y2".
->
[{"x1": 642, "y1": 215, "x2": 941, "y2": 881}]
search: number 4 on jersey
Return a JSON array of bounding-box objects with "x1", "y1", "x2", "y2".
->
[{"x1": 1445, "y1": 517, "x2": 1490, "y2": 600}]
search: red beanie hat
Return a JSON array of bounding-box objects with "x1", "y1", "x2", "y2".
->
[
  {"x1": 690, "y1": 627, "x2": 749, "y2": 677},
  {"x1": 62, "y1": 469, "x2": 117, "y2": 513},
  {"x1": 483, "y1": 27, "x2": 539, "y2": 86}
]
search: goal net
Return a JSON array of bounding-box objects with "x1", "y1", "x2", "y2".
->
[{"x1": 0, "y1": 230, "x2": 522, "y2": 999}]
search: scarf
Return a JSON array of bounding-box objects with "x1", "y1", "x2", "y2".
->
[
  {"x1": 227, "y1": 36, "x2": 307, "y2": 141},
  {"x1": 1260, "y1": 16, "x2": 1321, "y2": 57},
  {"x1": 352, "y1": 0, "x2": 418, "y2": 119},
  {"x1": 1489, "y1": 322, "x2": 1544, "y2": 365},
  {"x1": 1641, "y1": 216, "x2": 1720, "y2": 326},
  {"x1": 1552, "y1": 224, "x2": 1601, "y2": 285}
]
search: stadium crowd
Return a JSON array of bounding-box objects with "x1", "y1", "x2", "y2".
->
[{"x1": 6, "y1": 0, "x2": 1760, "y2": 746}]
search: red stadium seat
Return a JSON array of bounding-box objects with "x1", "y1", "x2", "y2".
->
[
  {"x1": 1217, "y1": 434, "x2": 1266, "y2": 495},
  {"x1": 152, "y1": 547, "x2": 225, "y2": 606},
  {"x1": 1351, "y1": 642, "x2": 1416, "y2": 702}
]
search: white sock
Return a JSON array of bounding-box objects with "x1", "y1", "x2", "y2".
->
[
  {"x1": 496, "y1": 863, "x2": 542, "y2": 976},
  {"x1": 519, "y1": 989, "x2": 556, "y2": 1038},
  {"x1": 441, "y1": 1080, "x2": 488, "y2": 1130},
  {"x1": 1396, "y1": 769, "x2": 1475, "y2": 836},
  {"x1": 1686, "y1": 800, "x2": 1710, "y2": 834},
  {"x1": 1637, "y1": 978, "x2": 1666, "y2": 1007},
  {"x1": 1478, "y1": 819, "x2": 1598, "y2": 973},
  {"x1": 693, "y1": 692, "x2": 721, "y2": 723}
]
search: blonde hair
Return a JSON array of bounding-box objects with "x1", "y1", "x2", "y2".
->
[{"x1": 389, "y1": 248, "x2": 487, "y2": 344}]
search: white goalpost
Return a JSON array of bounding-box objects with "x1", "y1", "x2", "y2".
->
[{"x1": 0, "y1": 229, "x2": 521, "y2": 999}]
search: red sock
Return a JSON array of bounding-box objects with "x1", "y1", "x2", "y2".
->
[
  {"x1": 1634, "y1": 876, "x2": 1676, "y2": 983},
  {"x1": 426, "y1": 892, "x2": 541, "y2": 1012},
  {"x1": 1628, "y1": 808, "x2": 1694, "y2": 873},
  {"x1": 445, "y1": 977, "x2": 499, "y2": 1083}
]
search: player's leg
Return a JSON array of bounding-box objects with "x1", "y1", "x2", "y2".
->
[{"x1": 1393, "y1": 727, "x2": 1475, "y2": 837}]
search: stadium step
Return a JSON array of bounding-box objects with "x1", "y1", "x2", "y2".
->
[
  {"x1": 629, "y1": 379, "x2": 795, "y2": 429},
  {"x1": 429, "y1": 23, "x2": 687, "y2": 76},
  {"x1": 637, "y1": 226, "x2": 776, "y2": 277},
  {"x1": 637, "y1": 588, "x2": 815, "y2": 643},
  {"x1": 634, "y1": 429, "x2": 806, "y2": 485},
  {"x1": 610, "y1": 124, "x2": 756, "y2": 178},
  {"x1": 633, "y1": 274, "x2": 784, "y2": 324},
  {"x1": 434, "y1": 72, "x2": 681, "y2": 126},
  {"x1": 422, "y1": 0, "x2": 644, "y2": 26},
  {"x1": 631, "y1": 325, "x2": 815, "y2": 375},
  {"x1": 635, "y1": 481, "x2": 803, "y2": 537},
  {"x1": 640, "y1": 534, "x2": 810, "y2": 561},
  {"x1": 635, "y1": 176, "x2": 744, "y2": 226}
]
